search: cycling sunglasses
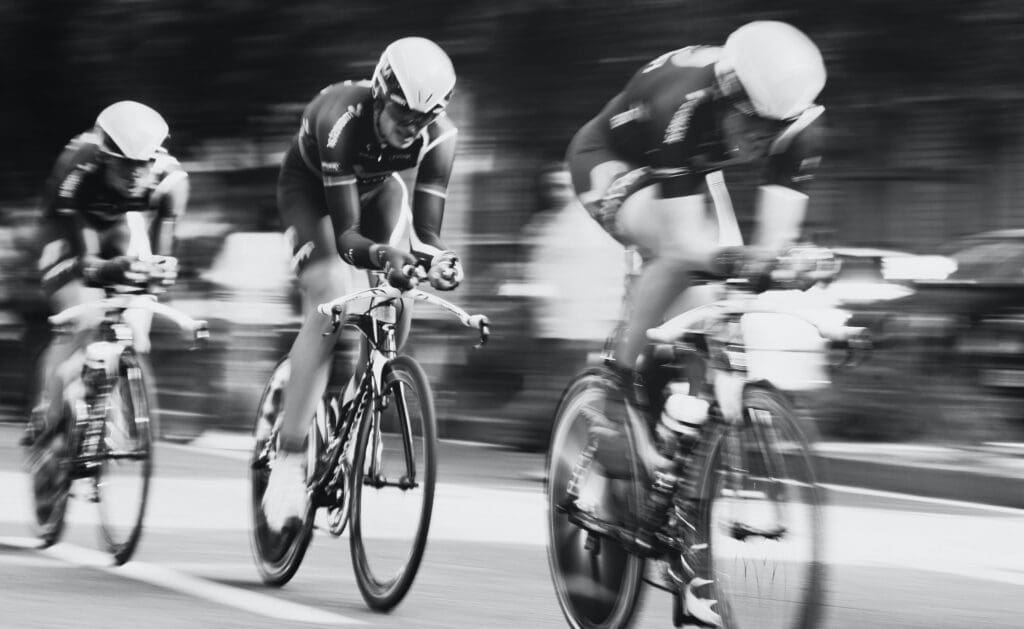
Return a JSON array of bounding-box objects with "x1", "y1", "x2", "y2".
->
[{"x1": 384, "y1": 100, "x2": 441, "y2": 129}]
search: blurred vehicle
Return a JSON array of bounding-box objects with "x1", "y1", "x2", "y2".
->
[
  {"x1": 825, "y1": 246, "x2": 956, "y2": 306},
  {"x1": 868, "y1": 230, "x2": 1024, "y2": 392}
]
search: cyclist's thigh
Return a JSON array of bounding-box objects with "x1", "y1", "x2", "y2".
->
[
  {"x1": 278, "y1": 145, "x2": 337, "y2": 272},
  {"x1": 359, "y1": 174, "x2": 409, "y2": 248},
  {"x1": 618, "y1": 189, "x2": 717, "y2": 263}
]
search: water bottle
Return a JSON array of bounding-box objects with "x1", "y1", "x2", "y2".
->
[
  {"x1": 640, "y1": 384, "x2": 710, "y2": 541},
  {"x1": 656, "y1": 383, "x2": 710, "y2": 458}
]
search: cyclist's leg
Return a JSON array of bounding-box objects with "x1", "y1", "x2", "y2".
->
[
  {"x1": 565, "y1": 122, "x2": 649, "y2": 477},
  {"x1": 28, "y1": 280, "x2": 103, "y2": 443},
  {"x1": 276, "y1": 148, "x2": 351, "y2": 454},
  {"x1": 263, "y1": 147, "x2": 357, "y2": 531},
  {"x1": 28, "y1": 218, "x2": 108, "y2": 445},
  {"x1": 614, "y1": 189, "x2": 716, "y2": 377}
]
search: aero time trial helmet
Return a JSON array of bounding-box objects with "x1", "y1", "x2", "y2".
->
[
  {"x1": 371, "y1": 37, "x2": 456, "y2": 122},
  {"x1": 716, "y1": 21, "x2": 826, "y2": 121},
  {"x1": 95, "y1": 100, "x2": 169, "y2": 161}
]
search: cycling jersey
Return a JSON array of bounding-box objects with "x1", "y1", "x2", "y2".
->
[
  {"x1": 37, "y1": 132, "x2": 187, "y2": 292},
  {"x1": 571, "y1": 45, "x2": 825, "y2": 200},
  {"x1": 290, "y1": 80, "x2": 458, "y2": 269}
]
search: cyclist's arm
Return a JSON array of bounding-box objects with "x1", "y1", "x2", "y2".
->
[
  {"x1": 313, "y1": 107, "x2": 383, "y2": 269},
  {"x1": 148, "y1": 152, "x2": 190, "y2": 256},
  {"x1": 408, "y1": 117, "x2": 458, "y2": 266},
  {"x1": 37, "y1": 149, "x2": 109, "y2": 289},
  {"x1": 39, "y1": 206, "x2": 109, "y2": 291},
  {"x1": 755, "y1": 108, "x2": 826, "y2": 249}
]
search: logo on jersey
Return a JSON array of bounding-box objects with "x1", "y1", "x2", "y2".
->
[
  {"x1": 58, "y1": 171, "x2": 83, "y2": 199},
  {"x1": 610, "y1": 105, "x2": 647, "y2": 129},
  {"x1": 664, "y1": 99, "x2": 698, "y2": 145},
  {"x1": 326, "y1": 105, "x2": 361, "y2": 149}
]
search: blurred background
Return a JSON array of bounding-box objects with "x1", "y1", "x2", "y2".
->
[{"x1": 3, "y1": 1, "x2": 1024, "y2": 450}]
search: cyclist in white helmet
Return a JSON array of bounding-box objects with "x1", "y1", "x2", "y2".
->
[
  {"x1": 262, "y1": 37, "x2": 464, "y2": 533},
  {"x1": 564, "y1": 21, "x2": 827, "y2": 627},
  {"x1": 22, "y1": 100, "x2": 188, "y2": 448}
]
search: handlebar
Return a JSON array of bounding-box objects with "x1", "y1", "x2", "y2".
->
[
  {"x1": 646, "y1": 297, "x2": 866, "y2": 347},
  {"x1": 49, "y1": 294, "x2": 210, "y2": 346},
  {"x1": 316, "y1": 285, "x2": 490, "y2": 348}
]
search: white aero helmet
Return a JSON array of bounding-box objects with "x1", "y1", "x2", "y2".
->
[
  {"x1": 371, "y1": 37, "x2": 456, "y2": 114},
  {"x1": 95, "y1": 100, "x2": 169, "y2": 160},
  {"x1": 717, "y1": 21, "x2": 826, "y2": 120}
]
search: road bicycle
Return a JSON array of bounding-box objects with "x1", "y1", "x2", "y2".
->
[
  {"x1": 249, "y1": 273, "x2": 490, "y2": 610},
  {"x1": 27, "y1": 284, "x2": 208, "y2": 564},
  {"x1": 546, "y1": 247, "x2": 867, "y2": 628}
]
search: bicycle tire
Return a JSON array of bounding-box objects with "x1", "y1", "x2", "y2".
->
[
  {"x1": 29, "y1": 401, "x2": 75, "y2": 547},
  {"x1": 96, "y1": 347, "x2": 154, "y2": 565},
  {"x1": 349, "y1": 354, "x2": 437, "y2": 611},
  {"x1": 692, "y1": 385, "x2": 826, "y2": 629},
  {"x1": 248, "y1": 357, "x2": 316, "y2": 586},
  {"x1": 546, "y1": 367, "x2": 646, "y2": 629}
]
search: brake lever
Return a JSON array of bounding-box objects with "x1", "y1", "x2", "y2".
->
[
  {"x1": 475, "y1": 322, "x2": 491, "y2": 349},
  {"x1": 190, "y1": 320, "x2": 210, "y2": 350},
  {"x1": 323, "y1": 307, "x2": 343, "y2": 336}
]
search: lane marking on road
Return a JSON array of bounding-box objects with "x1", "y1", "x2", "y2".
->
[
  {"x1": 0, "y1": 536, "x2": 363, "y2": 625},
  {"x1": 822, "y1": 483, "x2": 1024, "y2": 515}
]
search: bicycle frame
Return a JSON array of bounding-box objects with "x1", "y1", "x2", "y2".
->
[
  {"x1": 49, "y1": 293, "x2": 208, "y2": 475},
  {"x1": 310, "y1": 281, "x2": 490, "y2": 499}
]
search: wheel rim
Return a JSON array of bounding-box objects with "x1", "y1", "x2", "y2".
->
[
  {"x1": 249, "y1": 359, "x2": 314, "y2": 581},
  {"x1": 351, "y1": 357, "x2": 436, "y2": 608},
  {"x1": 96, "y1": 356, "x2": 152, "y2": 563},
  {"x1": 703, "y1": 392, "x2": 824, "y2": 629},
  {"x1": 546, "y1": 376, "x2": 644, "y2": 629}
]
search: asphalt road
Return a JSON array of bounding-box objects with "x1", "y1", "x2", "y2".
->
[{"x1": 1, "y1": 425, "x2": 1022, "y2": 629}]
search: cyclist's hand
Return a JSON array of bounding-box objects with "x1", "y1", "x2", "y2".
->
[
  {"x1": 427, "y1": 250, "x2": 463, "y2": 291},
  {"x1": 374, "y1": 245, "x2": 419, "y2": 290},
  {"x1": 147, "y1": 255, "x2": 179, "y2": 288},
  {"x1": 87, "y1": 255, "x2": 149, "y2": 287},
  {"x1": 775, "y1": 244, "x2": 839, "y2": 286},
  {"x1": 711, "y1": 246, "x2": 774, "y2": 279}
]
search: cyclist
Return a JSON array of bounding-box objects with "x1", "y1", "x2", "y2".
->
[
  {"x1": 565, "y1": 21, "x2": 826, "y2": 626},
  {"x1": 262, "y1": 37, "x2": 464, "y2": 532},
  {"x1": 22, "y1": 100, "x2": 188, "y2": 449}
]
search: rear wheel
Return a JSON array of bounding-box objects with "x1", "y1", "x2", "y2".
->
[
  {"x1": 349, "y1": 355, "x2": 437, "y2": 611},
  {"x1": 96, "y1": 348, "x2": 154, "y2": 564},
  {"x1": 29, "y1": 402, "x2": 75, "y2": 547},
  {"x1": 249, "y1": 358, "x2": 316, "y2": 586},
  {"x1": 546, "y1": 368, "x2": 646, "y2": 629},
  {"x1": 694, "y1": 386, "x2": 826, "y2": 629}
]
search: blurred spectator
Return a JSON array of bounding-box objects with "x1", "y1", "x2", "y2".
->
[{"x1": 495, "y1": 162, "x2": 626, "y2": 444}]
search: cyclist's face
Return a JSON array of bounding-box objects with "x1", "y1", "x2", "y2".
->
[
  {"x1": 721, "y1": 107, "x2": 787, "y2": 161},
  {"x1": 378, "y1": 101, "x2": 437, "y2": 148},
  {"x1": 103, "y1": 154, "x2": 155, "y2": 198}
]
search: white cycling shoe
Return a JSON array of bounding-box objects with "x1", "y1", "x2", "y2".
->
[
  {"x1": 681, "y1": 577, "x2": 723, "y2": 628},
  {"x1": 261, "y1": 451, "x2": 309, "y2": 533}
]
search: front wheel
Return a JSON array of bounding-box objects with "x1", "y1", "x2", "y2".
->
[
  {"x1": 349, "y1": 355, "x2": 437, "y2": 611},
  {"x1": 693, "y1": 386, "x2": 826, "y2": 629},
  {"x1": 96, "y1": 347, "x2": 154, "y2": 565},
  {"x1": 249, "y1": 357, "x2": 316, "y2": 586},
  {"x1": 546, "y1": 368, "x2": 646, "y2": 629}
]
